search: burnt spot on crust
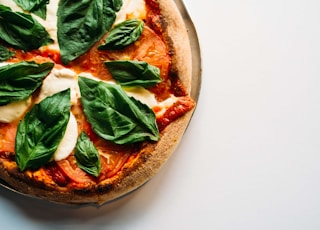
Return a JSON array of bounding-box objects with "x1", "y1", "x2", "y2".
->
[
  {"x1": 97, "y1": 182, "x2": 115, "y2": 194},
  {"x1": 145, "y1": 0, "x2": 168, "y2": 34}
]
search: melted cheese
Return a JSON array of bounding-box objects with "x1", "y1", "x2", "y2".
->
[
  {"x1": 154, "y1": 96, "x2": 178, "y2": 117},
  {"x1": 124, "y1": 86, "x2": 158, "y2": 108},
  {"x1": 36, "y1": 66, "x2": 80, "y2": 161},
  {"x1": 37, "y1": 67, "x2": 80, "y2": 105},
  {"x1": 53, "y1": 112, "x2": 78, "y2": 161},
  {"x1": 0, "y1": 97, "x2": 32, "y2": 123},
  {"x1": 115, "y1": 0, "x2": 146, "y2": 24}
]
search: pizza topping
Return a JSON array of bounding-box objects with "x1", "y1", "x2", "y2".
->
[
  {"x1": 156, "y1": 96, "x2": 196, "y2": 131},
  {"x1": 123, "y1": 86, "x2": 157, "y2": 107},
  {"x1": 0, "y1": 61, "x2": 54, "y2": 105},
  {"x1": 104, "y1": 60, "x2": 161, "y2": 87},
  {"x1": 56, "y1": 157, "x2": 95, "y2": 186},
  {"x1": 53, "y1": 112, "x2": 78, "y2": 161},
  {"x1": 13, "y1": 0, "x2": 49, "y2": 20},
  {"x1": 75, "y1": 132, "x2": 101, "y2": 177},
  {"x1": 0, "y1": 4, "x2": 53, "y2": 51},
  {"x1": 0, "y1": 121, "x2": 18, "y2": 154},
  {"x1": 57, "y1": 0, "x2": 123, "y2": 64},
  {"x1": 115, "y1": 0, "x2": 146, "y2": 24},
  {"x1": 0, "y1": 45, "x2": 15, "y2": 61},
  {"x1": 100, "y1": 152, "x2": 131, "y2": 179},
  {"x1": 15, "y1": 89, "x2": 71, "y2": 171},
  {"x1": 45, "y1": 162, "x2": 69, "y2": 187},
  {"x1": 36, "y1": 66, "x2": 80, "y2": 105},
  {"x1": 0, "y1": 97, "x2": 31, "y2": 123},
  {"x1": 79, "y1": 76, "x2": 159, "y2": 144},
  {"x1": 99, "y1": 19, "x2": 144, "y2": 50}
]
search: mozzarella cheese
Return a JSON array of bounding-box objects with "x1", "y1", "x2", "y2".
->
[
  {"x1": 36, "y1": 67, "x2": 80, "y2": 161},
  {"x1": 37, "y1": 67, "x2": 80, "y2": 105},
  {"x1": 36, "y1": 66, "x2": 80, "y2": 161},
  {"x1": 0, "y1": 97, "x2": 32, "y2": 123},
  {"x1": 154, "y1": 96, "x2": 178, "y2": 117},
  {"x1": 115, "y1": 0, "x2": 146, "y2": 24},
  {"x1": 124, "y1": 86, "x2": 158, "y2": 108},
  {"x1": 53, "y1": 112, "x2": 78, "y2": 161}
]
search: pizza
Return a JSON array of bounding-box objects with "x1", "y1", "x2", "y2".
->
[{"x1": 0, "y1": 0, "x2": 195, "y2": 205}]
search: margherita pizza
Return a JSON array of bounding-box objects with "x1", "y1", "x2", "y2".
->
[{"x1": 0, "y1": 0, "x2": 195, "y2": 205}]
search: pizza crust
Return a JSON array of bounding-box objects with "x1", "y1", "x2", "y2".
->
[
  {"x1": 0, "y1": 0, "x2": 194, "y2": 205},
  {"x1": 158, "y1": 0, "x2": 193, "y2": 92}
]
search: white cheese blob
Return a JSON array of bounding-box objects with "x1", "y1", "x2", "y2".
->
[
  {"x1": 115, "y1": 0, "x2": 146, "y2": 24},
  {"x1": 124, "y1": 86, "x2": 158, "y2": 108},
  {"x1": 154, "y1": 95, "x2": 178, "y2": 117},
  {"x1": 37, "y1": 67, "x2": 80, "y2": 105},
  {"x1": 0, "y1": 97, "x2": 32, "y2": 123},
  {"x1": 39, "y1": 0, "x2": 59, "y2": 42},
  {"x1": 53, "y1": 112, "x2": 78, "y2": 161}
]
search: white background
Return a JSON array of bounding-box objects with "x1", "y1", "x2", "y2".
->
[{"x1": 2, "y1": 0, "x2": 320, "y2": 229}]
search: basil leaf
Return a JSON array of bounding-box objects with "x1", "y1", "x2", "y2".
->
[
  {"x1": 105, "y1": 60, "x2": 161, "y2": 87},
  {"x1": 78, "y1": 77, "x2": 159, "y2": 144},
  {"x1": 98, "y1": 19, "x2": 144, "y2": 50},
  {"x1": 75, "y1": 132, "x2": 101, "y2": 177},
  {"x1": 0, "y1": 61, "x2": 54, "y2": 105},
  {"x1": 111, "y1": 0, "x2": 123, "y2": 11},
  {"x1": 0, "y1": 5, "x2": 53, "y2": 51},
  {"x1": 13, "y1": 0, "x2": 49, "y2": 20},
  {"x1": 57, "y1": 0, "x2": 123, "y2": 65},
  {"x1": 0, "y1": 45, "x2": 15, "y2": 61},
  {"x1": 15, "y1": 89, "x2": 71, "y2": 171}
]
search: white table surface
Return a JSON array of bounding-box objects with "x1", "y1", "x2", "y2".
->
[{"x1": 2, "y1": 0, "x2": 320, "y2": 229}]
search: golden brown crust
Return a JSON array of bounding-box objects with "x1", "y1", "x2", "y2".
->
[{"x1": 0, "y1": 0, "x2": 194, "y2": 205}]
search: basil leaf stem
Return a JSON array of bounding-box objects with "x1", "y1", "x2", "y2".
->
[
  {"x1": 105, "y1": 60, "x2": 161, "y2": 87},
  {"x1": 15, "y1": 89, "x2": 71, "y2": 171},
  {"x1": 0, "y1": 61, "x2": 54, "y2": 105},
  {"x1": 98, "y1": 19, "x2": 144, "y2": 50},
  {"x1": 75, "y1": 132, "x2": 101, "y2": 177},
  {"x1": 57, "y1": 0, "x2": 123, "y2": 64},
  {"x1": 0, "y1": 4, "x2": 53, "y2": 51},
  {"x1": 78, "y1": 77, "x2": 159, "y2": 144}
]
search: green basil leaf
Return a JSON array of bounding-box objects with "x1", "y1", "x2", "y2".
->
[
  {"x1": 13, "y1": 0, "x2": 49, "y2": 20},
  {"x1": 105, "y1": 60, "x2": 161, "y2": 87},
  {"x1": 98, "y1": 19, "x2": 144, "y2": 50},
  {"x1": 57, "y1": 0, "x2": 123, "y2": 65},
  {"x1": 75, "y1": 132, "x2": 101, "y2": 177},
  {"x1": 0, "y1": 61, "x2": 54, "y2": 105},
  {"x1": 0, "y1": 45, "x2": 15, "y2": 61},
  {"x1": 78, "y1": 77, "x2": 159, "y2": 144},
  {"x1": 15, "y1": 89, "x2": 71, "y2": 171},
  {"x1": 0, "y1": 5, "x2": 53, "y2": 51},
  {"x1": 111, "y1": 0, "x2": 123, "y2": 11}
]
